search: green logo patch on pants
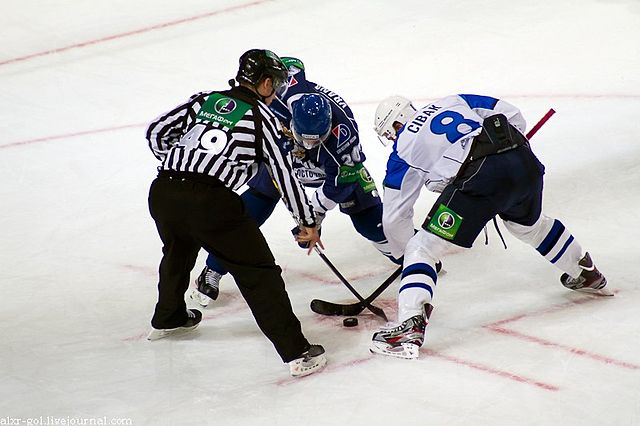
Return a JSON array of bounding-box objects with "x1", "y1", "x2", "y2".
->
[{"x1": 427, "y1": 204, "x2": 463, "y2": 240}]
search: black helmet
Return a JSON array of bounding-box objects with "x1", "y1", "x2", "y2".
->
[{"x1": 236, "y1": 49, "x2": 288, "y2": 96}]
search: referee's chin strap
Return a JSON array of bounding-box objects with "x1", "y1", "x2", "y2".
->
[
  {"x1": 260, "y1": 87, "x2": 276, "y2": 102},
  {"x1": 483, "y1": 217, "x2": 508, "y2": 250}
]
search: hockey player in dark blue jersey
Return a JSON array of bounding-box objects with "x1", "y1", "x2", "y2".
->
[{"x1": 191, "y1": 57, "x2": 396, "y2": 307}]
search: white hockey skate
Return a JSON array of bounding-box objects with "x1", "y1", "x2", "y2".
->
[
  {"x1": 370, "y1": 314, "x2": 426, "y2": 360},
  {"x1": 289, "y1": 345, "x2": 327, "y2": 377},
  {"x1": 147, "y1": 309, "x2": 202, "y2": 341}
]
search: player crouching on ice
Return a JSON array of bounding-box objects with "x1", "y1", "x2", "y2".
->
[
  {"x1": 369, "y1": 94, "x2": 611, "y2": 360},
  {"x1": 191, "y1": 57, "x2": 399, "y2": 307}
]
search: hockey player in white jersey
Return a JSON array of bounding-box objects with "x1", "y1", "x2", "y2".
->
[{"x1": 370, "y1": 94, "x2": 610, "y2": 360}]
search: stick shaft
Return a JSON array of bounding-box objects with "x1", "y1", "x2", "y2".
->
[
  {"x1": 314, "y1": 247, "x2": 387, "y2": 320},
  {"x1": 314, "y1": 247, "x2": 366, "y2": 304},
  {"x1": 526, "y1": 108, "x2": 555, "y2": 139}
]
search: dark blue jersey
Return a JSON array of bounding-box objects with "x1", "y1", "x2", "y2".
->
[{"x1": 263, "y1": 64, "x2": 377, "y2": 213}]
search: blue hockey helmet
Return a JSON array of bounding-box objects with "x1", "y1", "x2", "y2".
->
[{"x1": 291, "y1": 94, "x2": 332, "y2": 149}]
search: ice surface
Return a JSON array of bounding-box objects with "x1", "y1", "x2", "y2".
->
[{"x1": 1, "y1": 1, "x2": 639, "y2": 425}]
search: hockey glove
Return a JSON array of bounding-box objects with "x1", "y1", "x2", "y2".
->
[{"x1": 291, "y1": 226, "x2": 322, "y2": 249}]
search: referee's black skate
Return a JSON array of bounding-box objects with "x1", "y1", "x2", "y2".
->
[
  {"x1": 289, "y1": 344, "x2": 327, "y2": 377},
  {"x1": 147, "y1": 309, "x2": 203, "y2": 341},
  {"x1": 561, "y1": 252, "x2": 612, "y2": 296},
  {"x1": 190, "y1": 266, "x2": 221, "y2": 307}
]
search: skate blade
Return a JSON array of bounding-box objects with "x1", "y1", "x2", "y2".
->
[
  {"x1": 289, "y1": 355, "x2": 327, "y2": 377},
  {"x1": 189, "y1": 289, "x2": 211, "y2": 307},
  {"x1": 573, "y1": 286, "x2": 614, "y2": 297},
  {"x1": 147, "y1": 324, "x2": 199, "y2": 341},
  {"x1": 369, "y1": 341, "x2": 419, "y2": 359}
]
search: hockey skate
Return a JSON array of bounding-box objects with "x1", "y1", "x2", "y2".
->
[
  {"x1": 561, "y1": 252, "x2": 612, "y2": 296},
  {"x1": 370, "y1": 314, "x2": 427, "y2": 359},
  {"x1": 189, "y1": 267, "x2": 221, "y2": 307},
  {"x1": 147, "y1": 309, "x2": 202, "y2": 341},
  {"x1": 289, "y1": 345, "x2": 327, "y2": 377}
]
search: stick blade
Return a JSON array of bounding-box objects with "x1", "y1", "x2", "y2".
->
[
  {"x1": 310, "y1": 299, "x2": 365, "y2": 316},
  {"x1": 367, "y1": 305, "x2": 388, "y2": 322},
  {"x1": 310, "y1": 299, "x2": 344, "y2": 316}
]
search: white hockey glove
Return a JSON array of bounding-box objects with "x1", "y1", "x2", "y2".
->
[{"x1": 425, "y1": 179, "x2": 448, "y2": 193}]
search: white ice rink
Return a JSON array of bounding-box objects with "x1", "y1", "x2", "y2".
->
[{"x1": 2, "y1": 1, "x2": 640, "y2": 425}]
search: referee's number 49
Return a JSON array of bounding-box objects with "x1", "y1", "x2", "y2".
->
[{"x1": 180, "y1": 124, "x2": 228, "y2": 154}]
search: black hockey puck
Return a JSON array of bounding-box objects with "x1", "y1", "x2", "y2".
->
[{"x1": 343, "y1": 317, "x2": 358, "y2": 327}]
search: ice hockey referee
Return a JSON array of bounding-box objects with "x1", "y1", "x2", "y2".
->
[{"x1": 145, "y1": 49, "x2": 326, "y2": 378}]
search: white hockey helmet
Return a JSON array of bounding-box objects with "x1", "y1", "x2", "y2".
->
[{"x1": 373, "y1": 96, "x2": 416, "y2": 146}]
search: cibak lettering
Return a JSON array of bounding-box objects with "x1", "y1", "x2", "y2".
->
[{"x1": 406, "y1": 105, "x2": 442, "y2": 133}]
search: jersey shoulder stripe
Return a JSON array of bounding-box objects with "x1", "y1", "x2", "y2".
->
[{"x1": 458, "y1": 94, "x2": 498, "y2": 110}]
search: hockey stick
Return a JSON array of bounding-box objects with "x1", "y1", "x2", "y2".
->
[
  {"x1": 310, "y1": 109, "x2": 555, "y2": 318},
  {"x1": 311, "y1": 265, "x2": 402, "y2": 317},
  {"x1": 526, "y1": 108, "x2": 555, "y2": 139},
  {"x1": 313, "y1": 247, "x2": 388, "y2": 321},
  {"x1": 310, "y1": 260, "x2": 444, "y2": 317}
]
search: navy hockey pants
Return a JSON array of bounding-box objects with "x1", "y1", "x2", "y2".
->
[{"x1": 423, "y1": 145, "x2": 546, "y2": 248}]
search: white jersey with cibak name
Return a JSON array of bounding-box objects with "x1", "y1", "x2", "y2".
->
[{"x1": 381, "y1": 94, "x2": 527, "y2": 259}]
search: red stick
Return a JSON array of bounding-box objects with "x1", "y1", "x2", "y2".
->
[{"x1": 526, "y1": 108, "x2": 556, "y2": 139}]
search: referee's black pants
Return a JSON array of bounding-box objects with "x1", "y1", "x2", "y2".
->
[{"x1": 148, "y1": 173, "x2": 310, "y2": 362}]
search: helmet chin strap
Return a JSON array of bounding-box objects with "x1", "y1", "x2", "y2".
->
[
  {"x1": 259, "y1": 87, "x2": 276, "y2": 102},
  {"x1": 255, "y1": 76, "x2": 276, "y2": 102}
]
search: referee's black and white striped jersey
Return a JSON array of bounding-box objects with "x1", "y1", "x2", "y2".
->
[{"x1": 146, "y1": 86, "x2": 316, "y2": 227}]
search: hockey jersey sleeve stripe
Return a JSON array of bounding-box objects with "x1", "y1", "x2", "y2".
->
[
  {"x1": 459, "y1": 94, "x2": 499, "y2": 110},
  {"x1": 262, "y1": 135, "x2": 308, "y2": 222},
  {"x1": 258, "y1": 103, "x2": 315, "y2": 226},
  {"x1": 312, "y1": 191, "x2": 332, "y2": 213},
  {"x1": 147, "y1": 114, "x2": 188, "y2": 160},
  {"x1": 146, "y1": 94, "x2": 205, "y2": 160}
]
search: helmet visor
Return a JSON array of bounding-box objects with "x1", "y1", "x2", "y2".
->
[
  {"x1": 291, "y1": 123, "x2": 331, "y2": 149},
  {"x1": 272, "y1": 75, "x2": 289, "y2": 98}
]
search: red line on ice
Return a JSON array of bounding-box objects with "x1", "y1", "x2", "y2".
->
[
  {"x1": 484, "y1": 291, "x2": 639, "y2": 370},
  {"x1": 487, "y1": 326, "x2": 640, "y2": 370},
  {"x1": 274, "y1": 350, "x2": 559, "y2": 391},
  {"x1": 0, "y1": 123, "x2": 145, "y2": 149},
  {"x1": 0, "y1": 1, "x2": 270, "y2": 67},
  {"x1": 486, "y1": 293, "x2": 617, "y2": 327},
  {"x1": 422, "y1": 349, "x2": 559, "y2": 391}
]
